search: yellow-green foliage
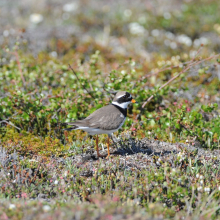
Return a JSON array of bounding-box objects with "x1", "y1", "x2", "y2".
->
[{"x1": 1, "y1": 127, "x2": 67, "y2": 156}]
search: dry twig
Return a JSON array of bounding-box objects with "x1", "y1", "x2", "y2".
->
[
  {"x1": 0, "y1": 120, "x2": 20, "y2": 130},
  {"x1": 142, "y1": 53, "x2": 220, "y2": 108}
]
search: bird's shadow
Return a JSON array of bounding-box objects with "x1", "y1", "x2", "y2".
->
[
  {"x1": 111, "y1": 138, "x2": 179, "y2": 156},
  {"x1": 81, "y1": 138, "x2": 178, "y2": 162},
  {"x1": 112, "y1": 145, "x2": 152, "y2": 156},
  {"x1": 81, "y1": 139, "x2": 152, "y2": 162},
  {"x1": 111, "y1": 138, "x2": 153, "y2": 156}
]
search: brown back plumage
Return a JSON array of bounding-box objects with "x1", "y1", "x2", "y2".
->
[{"x1": 67, "y1": 104, "x2": 126, "y2": 131}]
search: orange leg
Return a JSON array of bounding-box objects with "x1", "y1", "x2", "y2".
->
[
  {"x1": 106, "y1": 135, "x2": 110, "y2": 158},
  {"x1": 96, "y1": 135, "x2": 100, "y2": 157}
]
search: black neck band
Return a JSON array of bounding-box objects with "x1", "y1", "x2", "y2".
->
[{"x1": 112, "y1": 104, "x2": 127, "y2": 117}]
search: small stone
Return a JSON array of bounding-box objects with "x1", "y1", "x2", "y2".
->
[
  {"x1": 43, "y1": 205, "x2": 51, "y2": 212},
  {"x1": 29, "y1": 14, "x2": 44, "y2": 24},
  {"x1": 9, "y1": 204, "x2": 16, "y2": 210}
]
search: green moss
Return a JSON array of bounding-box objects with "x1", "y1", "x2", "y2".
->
[{"x1": 1, "y1": 128, "x2": 67, "y2": 156}]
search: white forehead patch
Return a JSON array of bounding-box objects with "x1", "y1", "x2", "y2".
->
[{"x1": 112, "y1": 101, "x2": 131, "y2": 109}]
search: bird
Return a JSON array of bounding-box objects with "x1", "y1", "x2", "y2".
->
[{"x1": 64, "y1": 91, "x2": 136, "y2": 158}]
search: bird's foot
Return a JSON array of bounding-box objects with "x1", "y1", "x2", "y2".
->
[
  {"x1": 106, "y1": 154, "x2": 113, "y2": 159},
  {"x1": 97, "y1": 153, "x2": 106, "y2": 158}
]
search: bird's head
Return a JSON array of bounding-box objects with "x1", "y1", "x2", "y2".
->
[{"x1": 112, "y1": 91, "x2": 136, "y2": 109}]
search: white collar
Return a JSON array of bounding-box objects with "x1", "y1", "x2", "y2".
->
[{"x1": 112, "y1": 101, "x2": 130, "y2": 109}]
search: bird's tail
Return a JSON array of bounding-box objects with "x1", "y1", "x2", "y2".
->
[
  {"x1": 62, "y1": 123, "x2": 80, "y2": 131},
  {"x1": 63, "y1": 127, "x2": 77, "y2": 131}
]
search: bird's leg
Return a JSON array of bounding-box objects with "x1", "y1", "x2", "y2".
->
[
  {"x1": 106, "y1": 135, "x2": 110, "y2": 158},
  {"x1": 96, "y1": 135, "x2": 105, "y2": 158},
  {"x1": 96, "y1": 135, "x2": 100, "y2": 157}
]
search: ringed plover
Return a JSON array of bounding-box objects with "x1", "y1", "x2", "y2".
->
[{"x1": 65, "y1": 91, "x2": 136, "y2": 157}]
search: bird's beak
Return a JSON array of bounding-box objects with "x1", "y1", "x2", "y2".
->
[{"x1": 131, "y1": 99, "x2": 136, "y2": 103}]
